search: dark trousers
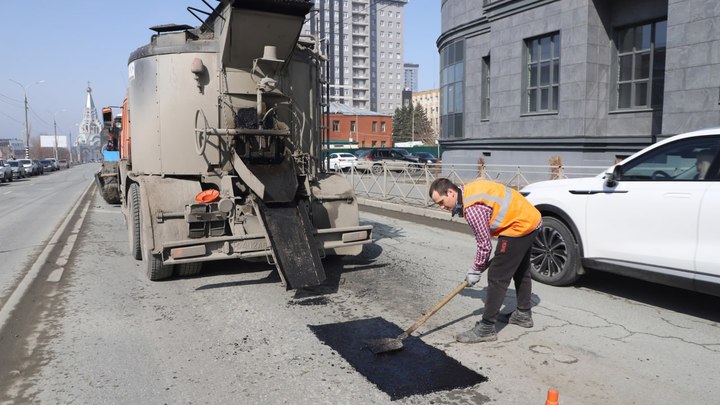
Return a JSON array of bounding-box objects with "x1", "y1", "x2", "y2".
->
[{"x1": 481, "y1": 229, "x2": 538, "y2": 324}]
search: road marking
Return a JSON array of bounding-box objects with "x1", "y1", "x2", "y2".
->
[
  {"x1": 0, "y1": 180, "x2": 94, "y2": 332},
  {"x1": 48, "y1": 200, "x2": 90, "y2": 283},
  {"x1": 47, "y1": 269, "x2": 64, "y2": 283},
  {"x1": 3, "y1": 190, "x2": 12, "y2": 195}
]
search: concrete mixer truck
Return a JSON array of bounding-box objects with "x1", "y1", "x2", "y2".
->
[{"x1": 107, "y1": 0, "x2": 372, "y2": 289}]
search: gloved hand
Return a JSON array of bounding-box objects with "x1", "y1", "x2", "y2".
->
[{"x1": 465, "y1": 269, "x2": 483, "y2": 287}]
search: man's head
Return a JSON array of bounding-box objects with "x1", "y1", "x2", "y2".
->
[
  {"x1": 429, "y1": 178, "x2": 461, "y2": 211},
  {"x1": 696, "y1": 150, "x2": 715, "y2": 180}
]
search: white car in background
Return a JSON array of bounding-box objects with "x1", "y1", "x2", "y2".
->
[
  {"x1": 326, "y1": 152, "x2": 357, "y2": 172},
  {"x1": 522, "y1": 127, "x2": 720, "y2": 297}
]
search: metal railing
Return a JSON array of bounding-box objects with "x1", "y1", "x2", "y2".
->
[{"x1": 338, "y1": 161, "x2": 608, "y2": 208}]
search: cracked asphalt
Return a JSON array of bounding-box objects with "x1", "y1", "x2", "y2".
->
[{"x1": 1, "y1": 169, "x2": 719, "y2": 404}]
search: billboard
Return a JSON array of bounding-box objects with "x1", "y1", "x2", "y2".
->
[{"x1": 40, "y1": 135, "x2": 68, "y2": 148}]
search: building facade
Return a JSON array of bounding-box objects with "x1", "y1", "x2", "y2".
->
[
  {"x1": 413, "y1": 88, "x2": 441, "y2": 139},
  {"x1": 404, "y1": 62, "x2": 419, "y2": 91},
  {"x1": 328, "y1": 102, "x2": 394, "y2": 148},
  {"x1": 438, "y1": 0, "x2": 720, "y2": 167},
  {"x1": 304, "y1": 0, "x2": 408, "y2": 115}
]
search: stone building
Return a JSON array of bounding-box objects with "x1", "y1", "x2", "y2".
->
[
  {"x1": 328, "y1": 102, "x2": 393, "y2": 148},
  {"x1": 438, "y1": 0, "x2": 720, "y2": 167},
  {"x1": 413, "y1": 88, "x2": 441, "y2": 139}
]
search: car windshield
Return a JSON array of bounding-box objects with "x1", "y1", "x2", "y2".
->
[
  {"x1": 338, "y1": 153, "x2": 355, "y2": 158},
  {"x1": 20, "y1": 160, "x2": 31, "y2": 165},
  {"x1": 9, "y1": 161, "x2": 19, "y2": 167},
  {"x1": 394, "y1": 149, "x2": 412, "y2": 157}
]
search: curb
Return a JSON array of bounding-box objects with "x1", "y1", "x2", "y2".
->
[{"x1": 357, "y1": 197, "x2": 468, "y2": 225}]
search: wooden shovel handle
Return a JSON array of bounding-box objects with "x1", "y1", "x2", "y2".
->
[{"x1": 399, "y1": 280, "x2": 469, "y2": 339}]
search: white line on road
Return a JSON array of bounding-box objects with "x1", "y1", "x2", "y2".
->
[
  {"x1": 3, "y1": 190, "x2": 12, "y2": 195},
  {"x1": 48, "y1": 199, "x2": 91, "y2": 283},
  {"x1": 0, "y1": 181, "x2": 94, "y2": 332}
]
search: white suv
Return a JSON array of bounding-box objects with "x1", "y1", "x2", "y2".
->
[{"x1": 521, "y1": 128, "x2": 720, "y2": 296}]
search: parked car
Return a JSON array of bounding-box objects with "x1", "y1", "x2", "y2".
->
[
  {"x1": 0, "y1": 159, "x2": 12, "y2": 183},
  {"x1": 19, "y1": 159, "x2": 38, "y2": 176},
  {"x1": 45, "y1": 158, "x2": 59, "y2": 171},
  {"x1": 412, "y1": 152, "x2": 440, "y2": 164},
  {"x1": 7, "y1": 160, "x2": 28, "y2": 179},
  {"x1": 58, "y1": 159, "x2": 69, "y2": 169},
  {"x1": 32, "y1": 160, "x2": 45, "y2": 175},
  {"x1": 354, "y1": 148, "x2": 421, "y2": 175},
  {"x1": 40, "y1": 159, "x2": 55, "y2": 172},
  {"x1": 521, "y1": 127, "x2": 720, "y2": 296},
  {"x1": 325, "y1": 153, "x2": 357, "y2": 171}
]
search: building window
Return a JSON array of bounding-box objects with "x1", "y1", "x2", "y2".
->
[
  {"x1": 350, "y1": 121, "x2": 356, "y2": 133},
  {"x1": 381, "y1": 122, "x2": 386, "y2": 132},
  {"x1": 332, "y1": 120, "x2": 339, "y2": 131},
  {"x1": 523, "y1": 32, "x2": 560, "y2": 113},
  {"x1": 613, "y1": 19, "x2": 667, "y2": 110},
  {"x1": 481, "y1": 55, "x2": 490, "y2": 120},
  {"x1": 440, "y1": 40, "x2": 464, "y2": 138},
  {"x1": 372, "y1": 140, "x2": 377, "y2": 147},
  {"x1": 381, "y1": 141, "x2": 386, "y2": 147},
  {"x1": 372, "y1": 121, "x2": 378, "y2": 131}
]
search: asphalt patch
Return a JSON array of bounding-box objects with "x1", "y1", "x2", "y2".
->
[{"x1": 309, "y1": 317, "x2": 487, "y2": 400}]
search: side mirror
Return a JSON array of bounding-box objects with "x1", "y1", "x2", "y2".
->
[{"x1": 605, "y1": 165, "x2": 623, "y2": 187}]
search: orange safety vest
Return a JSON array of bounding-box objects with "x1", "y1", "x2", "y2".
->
[{"x1": 462, "y1": 179, "x2": 541, "y2": 237}]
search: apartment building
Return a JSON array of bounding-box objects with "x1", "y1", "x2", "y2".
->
[
  {"x1": 304, "y1": 0, "x2": 408, "y2": 115},
  {"x1": 413, "y1": 89, "x2": 440, "y2": 138},
  {"x1": 404, "y1": 62, "x2": 419, "y2": 91}
]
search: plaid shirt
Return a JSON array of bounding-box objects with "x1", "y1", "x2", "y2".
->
[{"x1": 464, "y1": 202, "x2": 494, "y2": 272}]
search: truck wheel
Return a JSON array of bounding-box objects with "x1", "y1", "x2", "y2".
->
[
  {"x1": 529, "y1": 217, "x2": 582, "y2": 286},
  {"x1": 146, "y1": 250, "x2": 173, "y2": 281},
  {"x1": 176, "y1": 262, "x2": 202, "y2": 277},
  {"x1": 129, "y1": 183, "x2": 142, "y2": 260}
]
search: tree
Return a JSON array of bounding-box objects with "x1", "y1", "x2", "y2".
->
[
  {"x1": 392, "y1": 105, "x2": 411, "y2": 144},
  {"x1": 392, "y1": 103, "x2": 434, "y2": 145}
]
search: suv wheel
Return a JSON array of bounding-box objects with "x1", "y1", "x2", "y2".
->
[
  {"x1": 371, "y1": 164, "x2": 383, "y2": 175},
  {"x1": 529, "y1": 217, "x2": 582, "y2": 286}
]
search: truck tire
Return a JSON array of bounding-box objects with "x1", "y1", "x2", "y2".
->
[
  {"x1": 176, "y1": 262, "x2": 202, "y2": 277},
  {"x1": 129, "y1": 183, "x2": 142, "y2": 260},
  {"x1": 146, "y1": 249, "x2": 173, "y2": 281},
  {"x1": 529, "y1": 216, "x2": 582, "y2": 286}
]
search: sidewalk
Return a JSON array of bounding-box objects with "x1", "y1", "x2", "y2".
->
[{"x1": 357, "y1": 197, "x2": 468, "y2": 226}]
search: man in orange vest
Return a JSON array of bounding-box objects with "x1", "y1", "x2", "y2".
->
[{"x1": 429, "y1": 178, "x2": 542, "y2": 342}]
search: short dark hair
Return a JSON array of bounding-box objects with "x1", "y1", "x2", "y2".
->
[{"x1": 429, "y1": 178, "x2": 459, "y2": 198}]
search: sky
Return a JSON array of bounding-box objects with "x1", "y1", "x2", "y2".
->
[{"x1": 0, "y1": 0, "x2": 440, "y2": 141}]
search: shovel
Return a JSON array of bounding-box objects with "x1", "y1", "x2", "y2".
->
[{"x1": 366, "y1": 280, "x2": 469, "y2": 354}]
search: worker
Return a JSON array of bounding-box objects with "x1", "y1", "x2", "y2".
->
[
  {"x1": 429, "y1": 178, "x2": 542, "y2": 343},
  {"x1": 695, "y1": 150, "x2": 715, "y2": 180}
]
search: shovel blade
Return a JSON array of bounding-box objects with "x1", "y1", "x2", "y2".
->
[{"x1": 365, "y1": 337, "x2": 404, "y2": 354}]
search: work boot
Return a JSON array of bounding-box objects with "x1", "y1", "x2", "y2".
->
[
  {"x1": 455, "y1": 321, "x2": 497, "y2": 343},
  {"x1": 508, "y1": 309, "x2": 534, "y2": 328}
]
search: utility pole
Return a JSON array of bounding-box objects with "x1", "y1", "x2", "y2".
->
[
  {"x1": 9, "y1": 79, "x2": 44, "y2": 159},
  {"x1": 53, "y1": 118, "x2": 59, "y2": 160}
]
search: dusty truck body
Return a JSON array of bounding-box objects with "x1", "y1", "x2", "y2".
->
[
  {"x1": 116, "y1": 0, "x2": 372, "y2": 288},
  {"x1": 95, "y1": 107, "x2": 123, "y2": 204}
]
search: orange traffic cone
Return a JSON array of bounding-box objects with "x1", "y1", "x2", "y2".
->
[{"x1": 545, "y1": 388, "x2": 559, "y2": 405}]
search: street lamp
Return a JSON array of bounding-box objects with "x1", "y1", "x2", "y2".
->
[
  {"x1": 9, "y1": 79, "x2": 45, "y2": 158},
  {"x1": 50, "y1": 109, "x2": 67, "y2": 161}
]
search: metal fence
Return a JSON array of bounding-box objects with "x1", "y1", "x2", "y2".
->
[{"x1": 342, "y1": 161, "x2": 608, "y2": 208}]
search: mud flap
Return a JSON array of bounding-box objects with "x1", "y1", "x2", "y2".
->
[{"x1": 258, "y1": 200, "x2": 325, "y2": 289}]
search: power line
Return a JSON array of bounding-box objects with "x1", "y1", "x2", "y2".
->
[{"x1": 0, "y1": 109, "x2": 23, "y2": 125}]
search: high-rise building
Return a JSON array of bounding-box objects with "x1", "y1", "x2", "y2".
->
[
  {"x1": 404, "y1": 62, "x2": 419, "y2": 92},
  {"x1": 303, "y1": 0, "x2": 408, "y2": 114}
]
